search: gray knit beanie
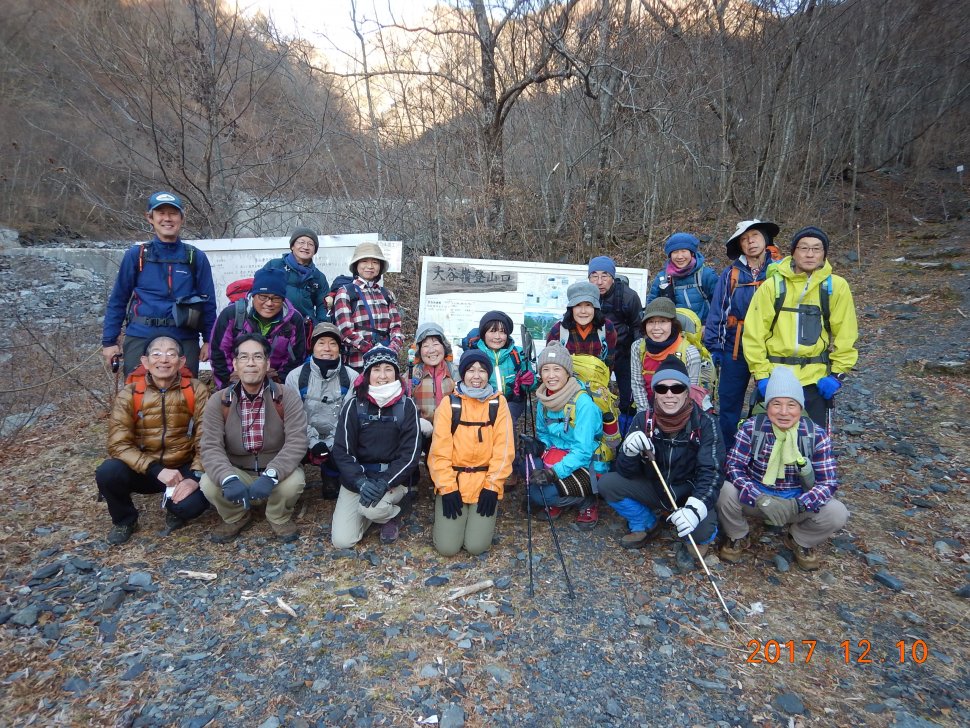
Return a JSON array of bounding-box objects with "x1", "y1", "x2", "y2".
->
[
  {"x1": 765, "y1": 366, "x2": 805, "y2": 408},
  {"x1": 537, "y1": 342, "x2": 574, "y2": 377}
]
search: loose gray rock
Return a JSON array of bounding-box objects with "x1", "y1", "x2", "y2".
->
[
  {"x1": 127, "y1": 571, "x2": 152, "y2": 588},
  {"x1": 874, "y1": 571, "x2": 904, "y2": 591},
  {"x1": 419, "y1": 665, "x2": 440, "y2": 679},
  {"x1": 652, "y1": 562, "x2": 673, "y2": 579},
  {"x1": 439, "y1": 703, "x2": 466, "y2": 728},
  {"x1": 30, "y1": 563, "x2": 62, "y2": 581},
  {"x1": 424, "y1": 575, "x2": 449, "y2": 587},
  {"x1": 121, "y1": 662, "x2": 146, "y2": 680},
  {"x1": 774, "y1": 555, "x2": 790, "y2": 573},
  {"x1": 773, "y1": 692, "x2": 805, "y2": 714},
  {"x1": 10, "y1": 604, "x2": 39, "y2": 627},
  {"x1": 484, "y1": 665, "x2": 512, "y2": 685},
  {"x1": 494, "y1": 576, "x2": 512, "y2": 589},
  {"x1": 348, "y1": 586, "x2": 367, "y2": 600}
]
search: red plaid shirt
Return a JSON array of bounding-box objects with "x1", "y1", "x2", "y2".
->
[
  {"x1": 546, "y1": 320, "x2": 617, "y2": 371},
  {"x1": 239, "y1": 384, "x2": 267, "y2": 455},
  {"x1": 333, "y1": 277, "x2": 404, "y2": 368}
]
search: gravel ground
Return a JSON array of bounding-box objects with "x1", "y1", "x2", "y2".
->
[{"x1": 0, "y1": 215, "x2": 968, "y2": 727}]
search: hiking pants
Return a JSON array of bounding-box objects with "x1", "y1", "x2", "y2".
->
[
  {"x1": 331, "y1": 483, "x2": 407, "y2": 548},
  {"x1": 718, "y1": 353, "x2": 752, "y2": 450},
  {"x1": 432, "y1": 495, "x2": 497, "y2": 556},
  {"x1": 598, "y1": 471, "x2": 718, "y2": 544},
  {"x1": 200, "y1": 467, "x2": 305, "y2": 526},
  {"x1": 122, "y1": 335, "x2": 202, "y2": 377},
  {"x1": 615, "y1": 353, "x2": 633, "y2": 413},
  {"x1": 95, "y1": 459, "x2": 209, "y2": 527},
  {"x1": 526, "y1": 482, "x2": 590, "y2": 511},
  {"x1": 801, "y1": 384, "x2": 828, "y2": 428},
  {"x1": 716, "y1": 481, "x2": 849, "y2": 548}
]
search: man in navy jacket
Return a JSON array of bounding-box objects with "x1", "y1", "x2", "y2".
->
[{"x1": 102, "y1": 191, "x2": 217, "y2": 376}]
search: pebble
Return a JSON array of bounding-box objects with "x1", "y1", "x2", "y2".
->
[
  {"x1": 62, "y1": 678, "x2": 89, "y2": 693},
  {"x1": 257, "y1": 718, "x2": 280, "y2": 728},
  {"x1": 348, "y1": 587, "x2": 368, "y2": 600},
  {"x1": 874, "y1": 571, "x2": 904, "y2": 591},
  {"x1": 773, "y1": 692, "x2": 805, "y2": 714},
  {"x1": 127, "y1": 571, "x2": 152, "y2": 588},
  {"x1": 954, "y1": 585, "x2": 970, "y2": 599},
  {"x1": 419, "y1": 665, "x2": 439, "y2": 679},
  {"x1": 652, "y1": 563, "x2": 673, "y2": 579},
  {"x1": 424, "y1": 575, "x2": 449, "y2": 587},
  {"x1": 484, "y1": 665, "x2": 512, "y2": 685},
  {"x1": 774, "y1": 556, "x2": 790, "y2": 573},
  {"x1": 121, "y1": 662, "x2": 146, "y2": 680},
  {"x1": 439, "y1": 703, "x2": 466, "y2": 728},
  {"x1": 98, "y1": 591, "x2": 126, "y2": 614},
  {"x1": 494, "y1": 576, "x2": 512, "y2": 589},
  {"x1": 934, "y1": 541, "x2": 952, "y2": 555},
  {"x1": 863, "y1": 552, "x2": 888, "y2": 566}
]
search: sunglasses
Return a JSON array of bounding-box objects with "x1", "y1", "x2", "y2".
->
[{"x1": 654, "y1": 383, "x2": 687, "y2": 395}]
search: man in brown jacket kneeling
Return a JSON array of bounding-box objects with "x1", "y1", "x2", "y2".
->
[
  {"x1": 96, "y1": 335, "x2": 211, "y2": 546},
  {"x1": 200, "y1": 333, "x2": 308, "y2": 543}
]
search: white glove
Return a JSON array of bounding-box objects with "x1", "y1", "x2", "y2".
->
[
  {"x1": 667, "y1": 496, "x2": 708, "y2": 537},
  {"x1": 419, "y1": 418, "x2": 434, "y2": 437},
  {"x1": 621, "y1": 430, "x2": 654, "y2": 458}
]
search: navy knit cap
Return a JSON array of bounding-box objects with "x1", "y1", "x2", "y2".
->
[
  {"x1": 587, "y1": 256, "x2": 616, "y2": 278},
  {"x1": 479, "y1": 310, "x2": 513, "y2": 336},
  {"x1": 651, "y1": 355, "x2": 690, "y2": 390},
  {"x1": 458, "y1": 349, "x2": 493, "y2": 379},
  {"x1": 251, "y1": 268, "x2": 287, "y2": 298},
  {"x1": 664, "y1": 232, "x2": 700, "y2": 257},
  {"x1": 790, "y1": 226, "x2": 829, "y2": 256},
  {"x1": 363, "y1": 345, "x2": 400, "y2": 377}
]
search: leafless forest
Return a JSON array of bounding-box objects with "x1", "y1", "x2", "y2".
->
[{"x1": 2, "y1": 0, "x2": 967, "y2": 261}]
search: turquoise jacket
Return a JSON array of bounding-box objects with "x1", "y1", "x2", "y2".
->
[
  {"x1": 475, "y1": 339, "x2": 536, "y2": 404},
  {"x1": 536, "y1": 385, "x2": 605, "y2": 478}
]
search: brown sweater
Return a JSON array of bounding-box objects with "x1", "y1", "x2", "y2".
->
[
  {"x1": 200, "y1": 380, "x2": 308, "y2": 484},
  {"x1": 107, "y1": 376, "x2": 209, "y2": 474}
]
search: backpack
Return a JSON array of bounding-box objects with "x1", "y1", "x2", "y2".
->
[
  {"x1": 723, "y1": 247, "x2": 783, "y2": 360},
  {"x1": 127, "y1": 242, "x2": 203, "y2": 327},
  {"x1": 126, "y1": 364, "x2": 196, "y2": 424},
  {"x1": 552, "y1": 386, "x2": 614, "y2": 470},
  {"x1": 449, "y1": 394, "x2": 500, "y2": 448},
  {"x1": 749, "y1": 414, "x2": 817, "y2": 490},
  {"x1": 766, "y1": 269, "x2": 833, "y2": 370},
  {"x1": 297, "y1": 361, "x2": 351, "y2": 401},
  {"x1": 220, "y1": 380, "x2": 285, "y2": 421},
  {"x1": 657, "y1": 268, "x2": 710, "y2": 307},
  {"x1": 229, "y1": 298, "x2": 297, "y2": 363},
  {"x1": 226, "y1": 278, "x2": 253, "y2": 303},
  {"x1": 568, "y1": 353, "x2": 619, "y2": 423},
  {"x1": 675, "y1": 307, "x2": 718, "y2": 404}
]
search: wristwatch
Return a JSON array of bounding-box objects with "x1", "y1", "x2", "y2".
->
[
  {"x1": 264, "y1": 468, "x2": 279, "y2": 483},
  {"x1": 834, "y1": 372, "x2": 848, "y2": 383},
  {"x1": 190, "y1": 470, "x2": 204, "y2": 482}
]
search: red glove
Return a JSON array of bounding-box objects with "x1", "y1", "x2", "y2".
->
[{"x1": 513, "y1": 370, "x2": 535, "y2": 396}]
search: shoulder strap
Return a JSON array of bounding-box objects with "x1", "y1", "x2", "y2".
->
[
  {"x1": 298, "y1": 362, "x2": 311, "y2": 400},
  {"x1": 728, "y1": 266, "x2": 740, "y2": 296},
  {"x1": 449, "y1": 394, "x2": 463, "y2": 435},
  {"x1": 509, "y1": 348, "x2": 522, "y2": 372},
  {"x1": 449, "y1": 394, "x2": 499, "y2": 437},
  {"x1": 131, "y1": 376, "x2": 147, "y2": 423},
  {"x1": 768, "y1": 273, "x2": 786, "y2": 334},
  {"x1": 559, "y1": 325, "x2": 568, "y2": 346},
  {"x1": 233, "y1": 298, "x2": 248, "y2": 332},
  {"x1": 339, "y1": 365, "x2": 351, "y2": 394},
  {"x1": 820, "y1": 275, "x2": 832, "y2": 342},
  {"x1": 221, "y1": 383, "x2": 284, "y2": 421},
  {"x1": 798, "y1": 416, "x2": 817, "y2": 460},
  {"x1": 751, "y1": 414, "x2": 769, "y2": 460}
]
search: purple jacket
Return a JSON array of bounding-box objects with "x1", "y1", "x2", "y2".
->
[{"x1": 210, "y1": 297, "x2": 307, "y2": 388}]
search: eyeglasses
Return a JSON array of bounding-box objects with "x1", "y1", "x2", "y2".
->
[
  {"x1": 148, "y1": 350, "x2": 180, "y2": 360},
  {"x1": 795, "y1": 246, "x2": 824, "y2": 254},
  {"x1": 235, "y1": 353, "x2": 267, "y2": 363},
  {"x1": 654, "y1": 383, "x2": 687, "y2": 394},
  {"x1": 254, "y1": 294, "x2": 283, "y2": 304}
]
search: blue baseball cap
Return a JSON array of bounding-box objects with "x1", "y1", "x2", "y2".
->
[{"x1": 147, "y1": 191, "x2": 184, "y2": 214}]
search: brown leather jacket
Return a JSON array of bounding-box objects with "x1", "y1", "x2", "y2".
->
[{"x1": 107, "y1": 376, "x2": 209, "y2": 474}]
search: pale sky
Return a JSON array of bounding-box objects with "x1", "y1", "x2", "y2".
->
[{"x1": 239, "y1": 0, "x2": 441, "y2": 69}]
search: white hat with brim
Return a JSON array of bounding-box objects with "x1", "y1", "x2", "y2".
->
[{"x1": 726, "y1": 219, "x2": 780, "y2": 259}]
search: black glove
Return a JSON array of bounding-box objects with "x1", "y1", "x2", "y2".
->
[
  {"x1": 518, "y1": 434, "x2": 546, "y2": 459},
  {"x1": 221, "y1": 476, "x2": 250, "y2": 509},
  {"x1": 358, "y1": 478, "x2": 388, "y2": 508},
  {"x1": 476, "y1": 489, "x2": 498, "y2": 517},
  {"x1": 249, "y1": 475, "x2": 276, "y2": 501},
  {"x1": 441, "y1": 490, "x2": 463, "y2": 520},
  {"x1": 311, "y1": 442, "x2": 330, "y2": 459}
]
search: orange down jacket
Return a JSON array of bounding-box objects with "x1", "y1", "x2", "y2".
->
[
  {"x1": 428, "y1": 391, "x2": 513, "y2": 503},
  {"x1": 107, "y1": 376, "x2": 209, "y2": 473}
]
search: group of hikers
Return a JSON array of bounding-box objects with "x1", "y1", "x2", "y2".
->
[{"x1": 97, "y1": 192, "x2": 858, "y2": 572}]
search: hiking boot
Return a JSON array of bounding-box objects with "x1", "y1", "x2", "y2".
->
[
  {"x1": 535, "y1": 506, "x2": 563, "y2": 522},
  {"x1": 620, "y1": 522, "x2": 661, "y2": 549},
  {"x1": 783, "y1": 531, "x2": 820, "y2": 571},
  {"x1": 380, "y1": 516, "x2": 401, "y2": 544},
  {"x1": 107, "y1": 521, "x2": 137, "y2": 546},
  {"x1": 575, "y1": 502, "x2": 599, "y2": 531},
  {"x1": 320, "y1": 475, "x2": 340, "y2": 500},
  {"x1": 210, "y1": 513, "x2": 252, "y2": 544},
  {"x1": 270, "y1": 519, "x2": 299, "y2": 543},
  {"x1": 163, "y1": 511, "x2": 187, "y2": 534},
  {"x1": 719, "y1": 535, "x2": 750, "y2": 563}
]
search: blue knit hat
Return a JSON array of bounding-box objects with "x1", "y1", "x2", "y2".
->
[
  {"x1": 664, "y1": 232, "x2": 700, "y2": 257},
  {"x1": 458, "y1": 349, "x2": 493, "y2": 379},
  {"x1": 587, "y1": 256, "x2": 616, "y2": 278},
  {"x1": 251, "y1": 268, "x2": 287, "y2": 298},
  {"x1": 363, "y1": 345, "x2": 400, "y2": 377}
]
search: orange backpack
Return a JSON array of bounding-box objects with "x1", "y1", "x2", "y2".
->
[{"x1": 125, "y1": 364, "x2": 196, "y2": 422}]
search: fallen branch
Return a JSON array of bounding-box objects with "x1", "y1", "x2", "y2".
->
[
  {"x1": 176, "y1": 570, "x2": 217, "y2": 581},
  {"x1": 444, "y1": 579, "x2": 494, "y2": 601}
]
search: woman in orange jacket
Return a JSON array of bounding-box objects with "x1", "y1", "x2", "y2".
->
[{"x1": 428, "y1": 349, "x2": 514, "y2": 556}]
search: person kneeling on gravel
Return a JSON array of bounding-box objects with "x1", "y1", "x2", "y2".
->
[
  {"x1": 200, "y1": 333, "x2": 309, "y2": 544},
  {"x1": 716, "y1": 366, "x2": 849, "y2": 570},
  {"x1": 330, "y1": 346, "x2": 421, "y2": 547},
  {"x1": 428, "y1": 349, "x2": 513, "y2": 556},
  {"x1": 284, "y1": 322, "x2": 358, "y2": 500},
  {"x1": 96, "y1": 335, "x2": 211, "y2": 545},
  {"x1": 598, "y1": 356, "x2": 723, "y2": 557}
]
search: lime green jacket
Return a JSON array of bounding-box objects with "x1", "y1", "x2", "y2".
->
[{"x1": 742, "y1": 257, "x2": 858, "y2": 385}]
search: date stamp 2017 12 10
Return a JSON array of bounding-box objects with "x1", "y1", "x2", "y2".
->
[{"x1": 745, "y1": 639, "x2": 930, "y2": 665}]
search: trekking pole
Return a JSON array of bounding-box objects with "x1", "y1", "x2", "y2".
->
[
  {"x1": 519, "y1": 325, "x2": 537, "y2": 436},
  {"x1": 524, "y1": 450, "x2": 535, "y2": 598},
  {"x1": 528, "y1": 453, "x2": 575, "y2": 601},
  {"x1": 648, "y1": 458, "x2": 732, "y2": 621},
  {"x1": 825, "y1": 398, "x2": 835, "y2": 438}
]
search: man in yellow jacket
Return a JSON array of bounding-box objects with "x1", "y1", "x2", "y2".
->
[{"x1": 742, "y1": 226, "x2": 858, "y2": 426}]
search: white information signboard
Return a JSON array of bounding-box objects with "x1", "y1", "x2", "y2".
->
[
  {"x1": 191, "y1": 235, "x2": 402, "y2": 311},
  {"x1": 418, "y1": 256, "x2": 650, "y2": 355}
]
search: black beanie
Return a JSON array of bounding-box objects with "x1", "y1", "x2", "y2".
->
[
  {"x1": 790, "y1": 226, "x2": 829, "y2": 256},
  {"x1": 479, "y1": 311, "x2": 513, "y2": 336}
]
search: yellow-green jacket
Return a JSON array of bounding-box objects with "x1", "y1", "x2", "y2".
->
[{"x1": 742, "y1": 257, "x2": 858, "y2": 385}]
